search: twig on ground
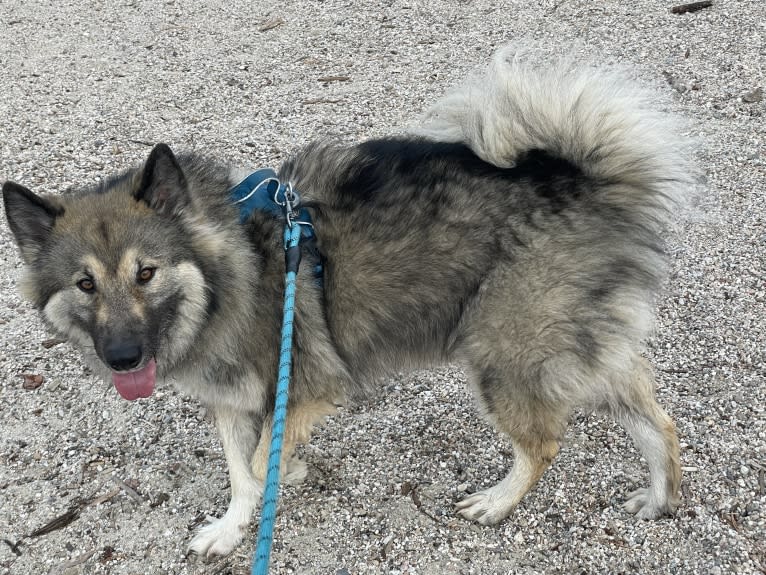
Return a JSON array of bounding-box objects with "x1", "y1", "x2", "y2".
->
[
  {"x1": 671, "y1": 1, "x2": 713, "y2": 14},
  {"x1": 41, "y1": 337, "x2": 66, "y2": 349},
  {"x1": 259, "y1": 17, "x2": 284, "y2": 32},
  {"x1": 90, "y1": 487, "x2": 121, "y2": 506},
  {"x1": 28, "y1": 506, "x2": 82, "y2": 538},
  {"x1": 113, "y1": 477, "x2": 144, "y2": 503},
  {"x1": 29, "y1": 485, "x2": 121, "y2": 539},
  {"x1": 2, "y1": 539, "x2": 22, "y2": 556},
  {"x1": 317, "y1": 75, "x2": 350, "y2": 83}
]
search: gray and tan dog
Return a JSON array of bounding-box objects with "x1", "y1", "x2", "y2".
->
[{"x1": 3, "y1": 49, "x2": 692, "y2": 556}]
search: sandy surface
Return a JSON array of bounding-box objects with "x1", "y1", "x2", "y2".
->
[{"x1": 1, "y1": 1, "x2": 764, "y2": 574}]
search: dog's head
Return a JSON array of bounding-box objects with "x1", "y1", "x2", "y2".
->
[{"x1": 2, "y1": 144, "x2": 210, "y2": 400}]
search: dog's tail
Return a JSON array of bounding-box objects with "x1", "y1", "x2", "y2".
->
[{"x1": 416, "y1": 47, "x2": 696, "y2": 224}]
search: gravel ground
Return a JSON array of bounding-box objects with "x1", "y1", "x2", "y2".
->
[{"x1": 1, "y1": 1, "x2": 764, "y2": 574}]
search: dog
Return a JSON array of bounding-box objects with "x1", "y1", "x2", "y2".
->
[{"x1": 2, "y1": 48, "x2": 692, "y2": 557}]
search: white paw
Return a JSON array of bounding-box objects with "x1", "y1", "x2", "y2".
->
[
  {"x1": 623, "y1": 487, "x2": 673, "y2": 519},
  {"x1": 188, "y1": 515, "x2": 245, "y2": 557},
  {"x1": 187, "y1": 492, "x2": 260, "y2": 558},
  {"x1": 455, "y1": 489, "x2": 513, "y2": 526}
]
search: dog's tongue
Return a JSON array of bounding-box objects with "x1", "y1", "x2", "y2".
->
[{"x1": 112, "y1": 359, "x2": 156, "y2": 400}]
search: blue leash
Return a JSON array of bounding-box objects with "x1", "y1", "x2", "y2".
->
[
  {"x1": 252, "y1": 219, "x2": 301, "y2": 575},
  {"x1": 230, "y1": 172, "x2": 307, "y2": 575}
]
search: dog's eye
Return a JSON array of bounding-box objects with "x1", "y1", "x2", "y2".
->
[
  {"x1": 77, "y1": 278, "x2": 95, "y2": 293},
  {"x1": 137, "y1": 267, "x2": 156, "y2": 284}
]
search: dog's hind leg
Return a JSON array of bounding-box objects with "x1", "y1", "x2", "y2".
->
[
  {"x1": 189, "y1": 406, "x2": 264, "y2": 557},
  {"x1": 610, "y1": 357, "x2": 681, "y2": 519},
  {"x1": 457, "y1": 432, "x2": 561, "y2": 525},
  {"x1": 456, "y1": 366, "x2": 568, "y2": 525}
]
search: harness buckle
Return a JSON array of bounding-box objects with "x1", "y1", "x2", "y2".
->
[{"x1": 276, "y1": 182, "x2": 301, "y2": 228}]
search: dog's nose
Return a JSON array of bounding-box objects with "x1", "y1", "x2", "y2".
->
[{"x1": 104, "y1": 342, "x2": 143, "y2": 372}]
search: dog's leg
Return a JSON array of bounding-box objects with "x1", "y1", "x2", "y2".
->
[
  {"x1": 252, "y1": 416, "x2": 308, "y2": 486},
  {"x1": 456, "y1": 431, "x2": 561, "y2": 525},
  {"x1": 251, "y1": 400, "x2": 337, "y2": 486},
  {"x1": 612, "y1": 358, "x2": 681, "y2": 519},
  {"x1": 456, "y1": 362, "x2": 567, "y2": 524},
  {"x1": 189, "y1": 406, "x2": 263, "y2": 557}
]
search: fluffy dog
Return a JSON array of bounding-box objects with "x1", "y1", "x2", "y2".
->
[{"x1": 2, "y1": 49, "x2": 692, "y2": 556}]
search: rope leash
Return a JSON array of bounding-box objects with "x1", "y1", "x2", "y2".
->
[
  {"x1": 230, "y1": 171, "x2": 311, "y2": 574},
  {"x1": 251, "y1": 187, "x2": 303, "y2": 575}
]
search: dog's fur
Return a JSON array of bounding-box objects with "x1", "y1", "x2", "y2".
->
[{"x1": 2, "y1": 49, "x2": 693, "y2": 556}]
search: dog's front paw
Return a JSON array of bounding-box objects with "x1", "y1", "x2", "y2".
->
[{"x1": 188, "y1": 514, "x2": 246, "y2": 557}]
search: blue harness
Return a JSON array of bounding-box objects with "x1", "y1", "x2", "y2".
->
[
  {"x1": 228, "y1": 170, "x2": 319, "y2": 574},
  {"x1": 229, "y1": 168, "x2": 323, "y2": 281}
]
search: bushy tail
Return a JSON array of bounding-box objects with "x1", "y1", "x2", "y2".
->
[{"x1": 416, "y1": 47, "x2": 696, "y2": 224}]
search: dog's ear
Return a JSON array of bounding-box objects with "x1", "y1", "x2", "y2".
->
[
  {"x1": 2, "y1": 181, "x2": 64, "y2": 263},
  {"x1": 135, "y1": 144, "x2": 189, "y2": 216}
]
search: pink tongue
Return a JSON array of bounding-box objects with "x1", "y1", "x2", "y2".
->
[{"x1": 112, "y1": 359, "x2": 157, "y2": 400}]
